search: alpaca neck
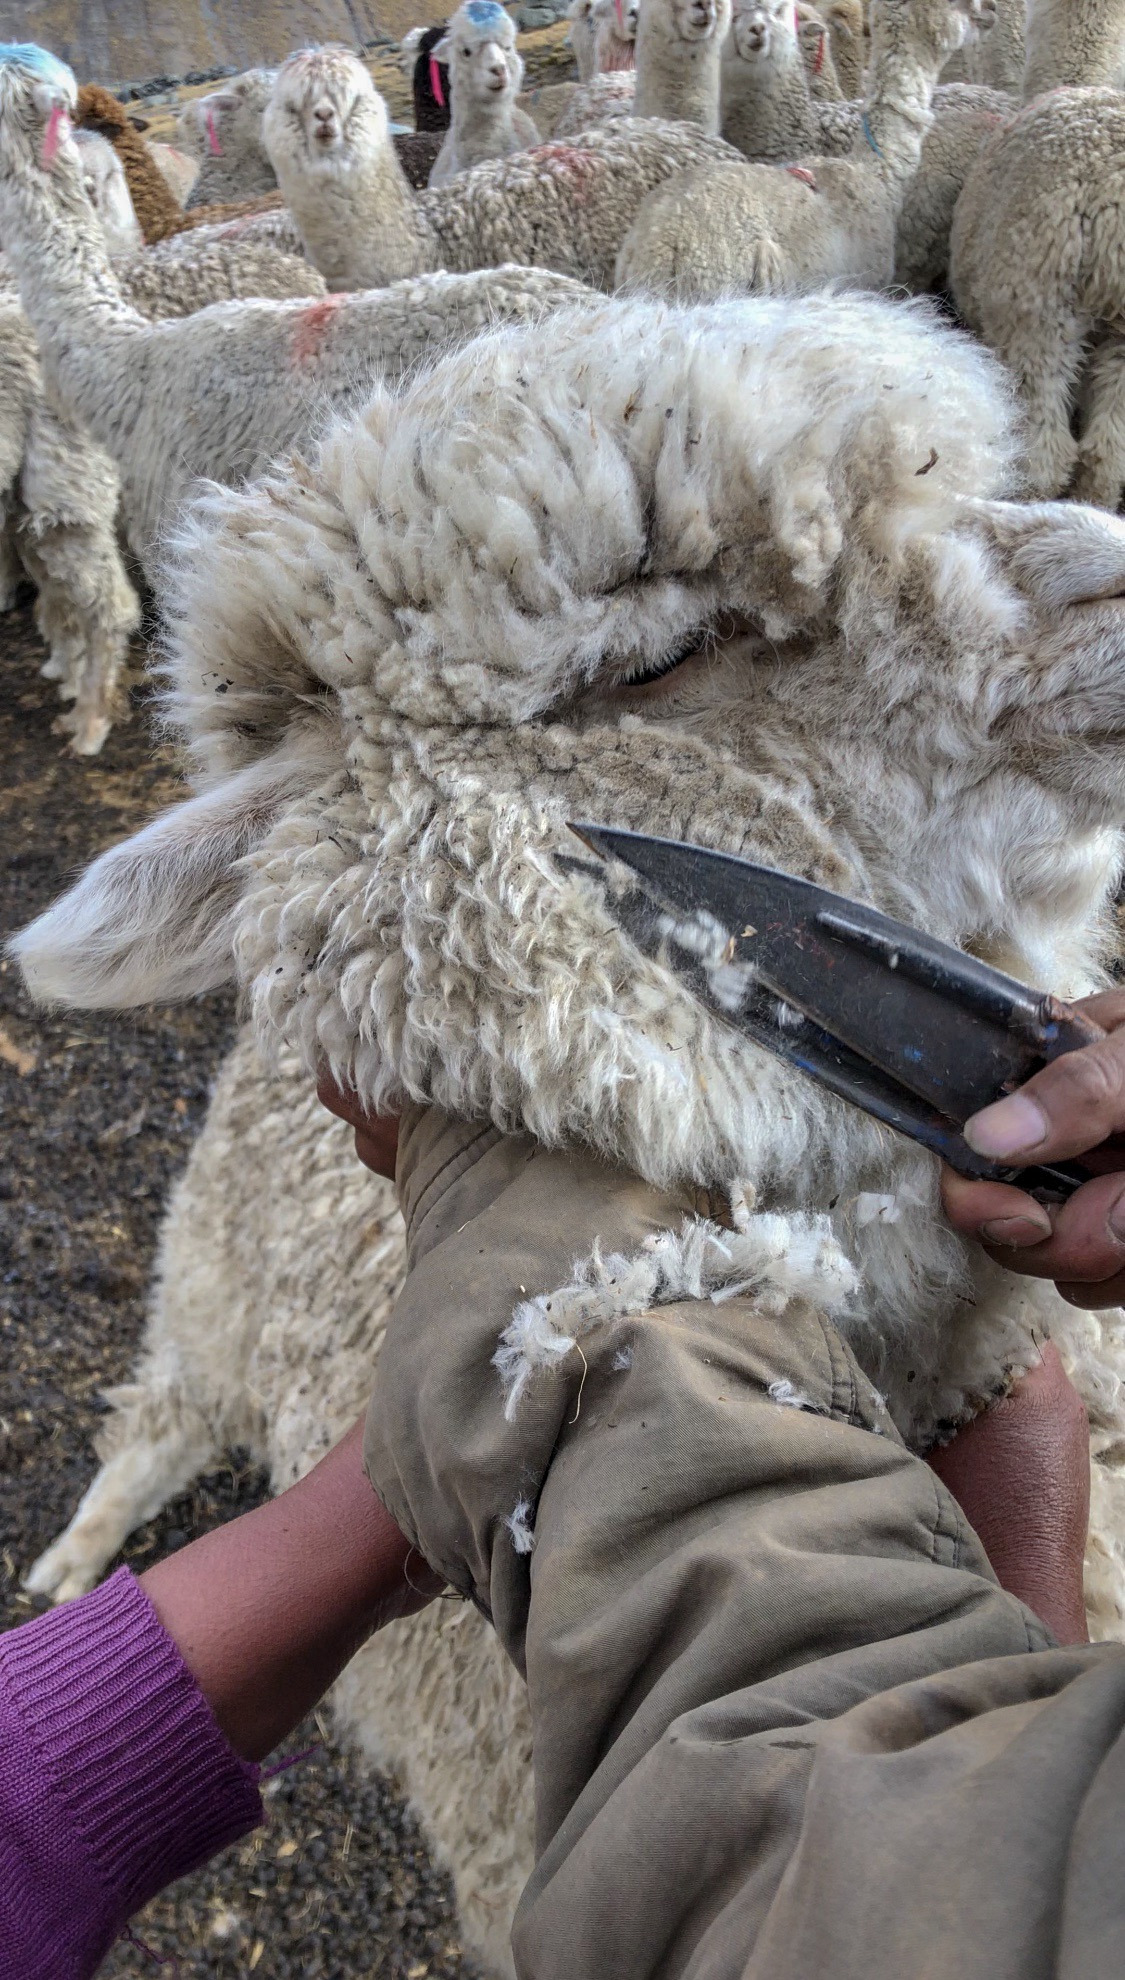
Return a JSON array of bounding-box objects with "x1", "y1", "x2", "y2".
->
[
  {"x1": 1023, "y1": 0, "x2": 1125, "y2": 94},
  {"x1": 721, "y1": 39, "x2": 818, "y2": 156},
  {"x1": 635, "y1": 21, "x2": 723, "y2": 129},
  {"x1": 856, "y1": 32, "x2": 947, "y2": 194},
  {"x1": 280, "y1": 137, "x2": 437, "y2": 290},
  {"x1": 0, "y1": 137, "x2": 144, "y2": 438}
]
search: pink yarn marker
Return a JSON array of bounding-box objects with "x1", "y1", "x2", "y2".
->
[
  {"x1": 430, "y1": 53, "x2": 445, "y2": 107},
  {"x1": 205, "y1": 105, "x2": 222, "y2": 155},
  {"x1": 41, "y1": 103, "x2": 66, "y2": 166},
  {"x1": 614, "y1": 0, "x2": 625, "y2": 29}
]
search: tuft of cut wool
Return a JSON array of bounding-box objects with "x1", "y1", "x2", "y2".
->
[
  {"x1": 505, "y1": 1498, "x2": 537, "y2": 1553},
  {"x1": 494, "y1": 1212, "x2": 856, "y2": 1418}
]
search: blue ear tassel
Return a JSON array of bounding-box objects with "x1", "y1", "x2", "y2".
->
[
  {"x1": 464, "y1": 1, "x2": 509, "y2": 25},
  {"x1": 861, "y1": 110, "x2": 884, "y2": 158},
  {"x1": 0, "y1": 43, "x2": 76, "y2": 93}
]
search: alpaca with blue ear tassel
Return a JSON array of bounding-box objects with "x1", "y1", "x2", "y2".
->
[{"x1": 428, "y1": 0, "x2": 541, "y2": 183}]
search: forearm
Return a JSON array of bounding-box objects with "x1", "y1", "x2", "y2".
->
[{"x1": 143, "y1": 1419, "x2": 440, "y2": 1763}]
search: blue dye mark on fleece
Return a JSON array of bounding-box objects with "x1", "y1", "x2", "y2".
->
[
  {"x1": 464, "y1": 1, "x2": 509, "y2": 26},
  {"x1": 0, "y1": 43, "x2": 75, "y2": 92}
]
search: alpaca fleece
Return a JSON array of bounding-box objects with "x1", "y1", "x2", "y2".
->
[
  {"x1": 951, "y1": 88, "x2": 1125, "y2": 509},
  {"x1": 17, "y1": 288, "x2": 1125, "y2": 1476}
]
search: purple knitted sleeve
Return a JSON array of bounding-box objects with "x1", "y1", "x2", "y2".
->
[{"x1": 0, "y1": 1566, "x2": 263, "y2": 1980}]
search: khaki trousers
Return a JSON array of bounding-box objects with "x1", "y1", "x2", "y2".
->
[{"x1": 366, "y1": 1107, "x2": 1125, "y2": 1979}]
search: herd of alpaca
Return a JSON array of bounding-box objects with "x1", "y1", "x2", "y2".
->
[{"x1": 6, "y1": 4, "x2": 1125, "y2": 1974}]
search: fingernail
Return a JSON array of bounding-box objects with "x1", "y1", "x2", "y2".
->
[
  {"x1": 963, "y1": 1093, "x2": 1049, "y2": 1159},
  {"x1": 1107, "y1": 1188, "x2": 1125, "y2": 1243},
  {"x1": 981, "y1": 1212, "x2": 1051, "y2": 1248}
]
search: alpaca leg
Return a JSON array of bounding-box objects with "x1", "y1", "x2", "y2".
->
[
  {"x1": 984, "y1": 311, "x2": 1085, "y2": 499},
  {"x1": 0, "y1": 498, "x2": 23, "y2": 610},
  {"x1": 19, "y1": 400, "x2": 139, "y2": 753},
  {"x1": 25, "y1": 1373, "x2": 219, "y2": 1604},
  {"x1": 1072, "y1": 337, "x2": 1125, "y2": 514}
]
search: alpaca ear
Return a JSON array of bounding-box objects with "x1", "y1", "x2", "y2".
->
[
  {"x1": 432, "y1": 32, "x2": 454, "y2": 61},
  {"x1": 10, "y1": 744, "x2": 326, "y2": 1010},
  {"x1": 969, "y1": 498, "x2": 1125, "y2": 610}
]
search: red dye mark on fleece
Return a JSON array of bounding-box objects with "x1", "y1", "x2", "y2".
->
[
  {"x1": 813, "y1": 26, "x2": 826, "y2": 73},
  {"x1": 205, "y1": 106, "x2": 223, "y2": 155},
  {"x1": 430, "y1": 53, "x2": 446, "y2": 106},
  {"x1": 786, "y1": 163, "x2": 817, "y2": 189},
  {"x1": 535, "y1": 143, "x2": 605, "y2": 202},
  {"x1": 291, "y1": 293, "x2": 346, "y2": 364},
  {"x1": 41, "y1": 105, "x2": 67, "y2": 166}
]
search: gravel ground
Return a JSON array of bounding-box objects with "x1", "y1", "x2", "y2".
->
[{"x1": 0, "y1": 597, "x2": 480, "y2": 1980}]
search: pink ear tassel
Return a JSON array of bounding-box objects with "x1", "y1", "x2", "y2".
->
[
  {"x1": 614, "y1": 0, "x2": 625, "y2": 29},
  {"x1": 430, "y1": 54, "x2": 445, "y2": 107},
  {"x1": 205, "y1": 106, "x2": 222, "y2": 155},
  {"x1": 813, "y1": 25, "x2": 826, "y2": 71},
  {"x1": 41, "y1": 104, "x2": 67, "y2": 166}
]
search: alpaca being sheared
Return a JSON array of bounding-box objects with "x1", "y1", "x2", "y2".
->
[{"x1": 15, "y1": 288, "x2": 1125, "y2": 1497}]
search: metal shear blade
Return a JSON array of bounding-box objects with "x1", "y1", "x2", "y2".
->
[{"x1": 568, "y1": 822, "x2": 1099, "y2": 1200}]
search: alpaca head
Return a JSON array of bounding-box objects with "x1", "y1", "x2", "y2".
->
[
  {"x1": 591, "y1": 0, "x2": 640, "y2": 69},
  {"x1": 177, "y1": 69, "x2": 276, "y2": 165},
  {"x1": 872, "y1": 0, "x2": 995, "y2": 67},
  {"x1": 14, "y1": 292, "x2": 1125, "y2": 1188},
  {"x1": 262, "y1": 46, "x2": 386, "y2": 178},
  {"x1": 73, "y1": 128, "x2": 142, "y2": 257},
  {"x1": 656, "y1": 0, "x2": 733, "y2": 45},
  {"x1": 728, "y1": 0, "x2": 799, "y2": 64},
  {"x1": 434, "y1": 3, "x2": 524, "y2": 112},
  {"x1": 0, "y1": 44, "x2": 77, "y2": 176}
]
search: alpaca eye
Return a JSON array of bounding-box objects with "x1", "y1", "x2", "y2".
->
[{"x1": 621, "y1": 630, "x2": 707, "y2": 687}]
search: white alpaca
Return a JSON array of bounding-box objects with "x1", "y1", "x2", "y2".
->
[
  {"x1": 72, "y1": 128, "x2": 142, "y2": 256},
  {"x1": 179, "y1": 69, "x2": 279, "y2": 209},
  {"x1": 18, "y1": 287, "x2": 1125, "y2": 1970},
  {"x1": 15, "y1": 284, "x2": 1125, "y2": 1490},
  {"x1": 616, "y1": 0, "x2": 992, "y2": 298},
  {"x1": 0, "y1": 47, "x2": 593, "y2": 580},
  {"x1": 25, "y1": 1030, "x2": 535, "y2": 1979},
  {"x1": 951, "y1": 88, "x2": 1125, "y2": 507},
  {"x1": 556, "y1": 0, "x2": 732, "y2": 137},
  {"x1": 428, "y1": 3, "x2": 541, "y2": 183},
  {"x1": 145, "y1": 138, "x2": 199, "y2": 205},
  {"x1": 721, "y1": 0, "x2": 821, "y2": 158},
  {"x1": 261, "y1": 43, "x2": 737, "y2": 293}
]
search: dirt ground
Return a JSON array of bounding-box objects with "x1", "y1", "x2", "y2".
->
[{"x1": 0, "y1": 597, "x2": 480, "y2": 1980}]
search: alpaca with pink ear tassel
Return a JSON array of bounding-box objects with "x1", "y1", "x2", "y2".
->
[{"x1": 178, "y1": 68, "x2": 278, "y2": 207}]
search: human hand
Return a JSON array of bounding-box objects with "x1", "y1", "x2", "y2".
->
[
  {"x1": 941, "y1": 990, "x2": 1125, "y2": 1307},
  {"x1": 318, "y1": 1073, "x2": 401, "y2": 1181}
]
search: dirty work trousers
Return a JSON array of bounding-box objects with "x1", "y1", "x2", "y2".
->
[{"x1": 365, "y1": 1107, "x2": 1125, "y2": 1980}]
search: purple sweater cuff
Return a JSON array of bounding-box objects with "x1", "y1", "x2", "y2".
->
[{"x1": 0, "y1": 1566, "x2": 263, "y2": 1980}]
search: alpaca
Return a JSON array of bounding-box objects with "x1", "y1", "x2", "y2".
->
[
  {"x1": 0, "y1": 47, "x2": 593, "y2": 580},
  {"x1": 261, "y1": 44, "x2": 736, "y2": 293},
  {"x1": 811, "y1": 0, "x2": 866, "y2": 94},
  {"x1": 798, "y1": 8, "x2": 847, "y2": 101},
  {"x1": 633, "y1": 0, "x2": 733, "y2": 130},
  {"x1": 180, "y1": 69, "x2": 279, "y2": 209},
  {"x1": 950, "y1": 88, "x2": 1125, "y2": 507},
  {"x1": 616, "y1": 0, "x2": 993, "y2": 297},
  {"x1": 428, "y1": 2, "x2": 541, "y2": 184},
  {"x1": 25, "y1": 1029, "x2": 536, "y2": 1979},
  {"x1": 941, "y1": 0, "x2": 1023, "y2": 87},
  {"x1": 16, "y1": 286, "x2": 1125, "y2": 1527},
  {"x1": 1022, "y1": 0, "x2": 1125, "y2": 94},
  {"x1": 892, "y1": 78, "x2": 1008, "y2": 292},
  {"x1": 553, "y1": 0, "x2": 731, "y2": 136},
  {"x1": 74, "y1": 82, "x2": 184, "y2": 242},
  {"x1": 401, "y1": 23, "x2": 452, "y2": 130},
  {"x1": 72, "y1": 129, "x2": 142, "y2": 257},
  {"x1": 22, "y1": 286, "x2": 1125, "y2": 1972},
  {"x1": 721, "y1": 0, "x2": 821, "y2": 160}
]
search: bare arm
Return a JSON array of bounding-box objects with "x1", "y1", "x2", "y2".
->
[{"x1": 142, "y1": 1417, "x2": 440, "y2": 1763}]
